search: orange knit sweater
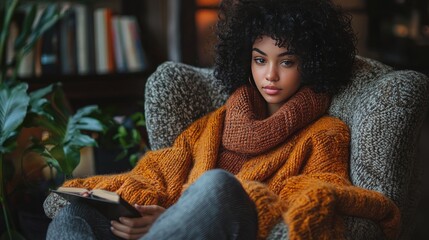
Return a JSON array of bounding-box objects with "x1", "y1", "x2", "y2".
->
[{"x1": 63, "y1": 86, "x2": 400, "y2": 239}]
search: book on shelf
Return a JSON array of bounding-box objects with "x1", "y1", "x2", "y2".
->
[
  {"x1": 105, "y1": 9, "x2": 116, "y2": 73},
  {"x1": 74, "y1": 4, "x2": 94, "y2": 75},
  {"x1": 94, "y1": 8, "x2": 109, "y2": 74},
  {"x1": 9, "y1": 3, "x2": 148, "y2": 77},
  {"x1": 119, "y1": 16, "x2": 147, "y2": 72},
  {"x1": 112, "y1": 16, "x2": 127, "y2": 72},
  {"x1": 128, "y1": 16, "x2": 148, "y2": 71},
  {"x1": 6, "y1": 20, "x2": 20, "y2": 76},
  {"x1": 60, "y1": 7, "x2": 78, "y2": 75},
  {"x1": 40, "y1": 20, "x2": 62, "y2": 75},
  {"x1": 94, "y1": 8, "x2": 116, "y2": 74},
  {"x1": 52, "y1": 187, "x2": 140, "y2": 220}
]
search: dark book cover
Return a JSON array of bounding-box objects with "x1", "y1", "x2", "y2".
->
[
  {"x1": 40, "y1": 21, "x2": 61, "y2": 75},
  {"x1": 60, "y1": 8, "x2": 77, "y2": 75},
  {"x1": 51, "y1": 189, "x2": 140, "y2": 220},
  {"x1": 86, "y1": 4, "x2": 96, "y2": 74}
]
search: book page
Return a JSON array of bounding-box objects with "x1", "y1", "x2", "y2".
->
[
  {"x1": 91, "y1": 189, "x2": 120, "y2": 202},
  {"x1": 57, "y1": 186, "x2": 89, "y2": 194}
]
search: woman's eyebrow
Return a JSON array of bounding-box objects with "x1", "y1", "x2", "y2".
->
[
  {"x1": 278, "y1": 51, "x2": 295, "y2": 57},
  {"x1": 252, "y1": 48, "x2": 294, "y2": 57},
  {"x1": 252, "y1": 48, "x2": 267, "y2": 56}
]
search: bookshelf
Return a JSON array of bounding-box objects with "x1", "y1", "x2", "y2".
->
[{"x1": 16, "y1": 0, "x2": 170, "y2": 115}]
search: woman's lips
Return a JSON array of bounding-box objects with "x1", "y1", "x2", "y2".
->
[{"x1": 263, "y1": 86, "x2": 281, "y2": 95}]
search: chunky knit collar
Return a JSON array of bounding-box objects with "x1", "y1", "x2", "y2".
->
[{"x1": 222, "y1": 85, "x2": 331, "y2": 155}]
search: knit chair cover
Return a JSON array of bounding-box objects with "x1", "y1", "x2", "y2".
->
[{"x1": 144, "y1": 56, "x2": 429, "y2": 239}]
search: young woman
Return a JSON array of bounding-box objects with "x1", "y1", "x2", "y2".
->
[{"x1": 46, "y1": 0, "x2": 401, "y2": 239}]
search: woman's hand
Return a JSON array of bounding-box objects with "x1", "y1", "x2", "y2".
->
[{"x1": 110, "y1": 205, "x2": 166, "y2": 239}]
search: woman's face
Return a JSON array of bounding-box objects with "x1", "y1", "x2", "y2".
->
[{"x1": 251, "y1": 36, "x2": 301, "y2": 115}]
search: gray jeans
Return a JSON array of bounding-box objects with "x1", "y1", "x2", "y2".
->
[{"x1": 46, "y1": 169, "x2": 258, "y2": 240}]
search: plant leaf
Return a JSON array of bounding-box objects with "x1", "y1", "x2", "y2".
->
[
  {"x1": 63, "y1": 106, "x2": 103, "y2": 145},
  {"x1": 28, "y1": 84, "x2": 54, "y2": 120},
  {"x1": 70, "y1": 134, "x2": 97, "y2": 148},
  {"x1": 50, "y1": 144, "x2": 87, "y2": 177},
  {"x1": 45, "y1": 157, "x2": 61, "y2": 172},
  {"x1": 14, "y1": 4, "x2": 37, "y2": 50},
  {"x1": 48, "y1": 145, "x2": 67, "y2": 174},
  {"x1": 0, "y1": 83, "x2": 30, "y2": 153},
  {"x1": 75, "y1": 117, "x2": 104, "y2": 132},
  {"x1": 47, "y1": 105, "x2": 104, "y2": 176},
  {"x1": 49, "y1": 83, "x2": 72, "y2": 120},
  {"x1": 29, "y1": 83, "x2": 54, "y2": 100},
  {"x1": 22, "y1": 5, "x2": 64, "y2": 55},
  {"x1": 131, "y1": 112, "x2": 146, "y2": 127}
]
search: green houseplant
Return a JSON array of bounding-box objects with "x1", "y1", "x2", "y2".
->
[{"x1": 0, "y1": 1, "x2": 105, "y2": 239}]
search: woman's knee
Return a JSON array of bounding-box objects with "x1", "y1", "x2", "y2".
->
[
  {"x1": 56, "y1": 202, "x2": 91, "y2": 217},
  {"x1": 47, "y1": 202, "x2": 113, "y2": 239},
  {"x1": 197, "y1": 169, "x2": 240, "y2": 189},
  {"x1": 187, "y1": 169, "x2": 248, "y2": 202}
]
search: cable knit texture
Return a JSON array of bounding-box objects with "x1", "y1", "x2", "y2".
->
[
  {"x1": 222, "y1": 86, "x2": 330, "y2": 155},
  {"x1": 56, "y1": 85, "x2": 400, "y2": 240}
]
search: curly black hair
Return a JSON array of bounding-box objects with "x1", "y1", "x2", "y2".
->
[{"x1": 214, "y1": 0, "x2": 357, "y2": 95}]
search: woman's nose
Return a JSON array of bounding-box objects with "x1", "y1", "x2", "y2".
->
[{"x1": 265, "y1": 65, "x2": 279, "y2": 82}]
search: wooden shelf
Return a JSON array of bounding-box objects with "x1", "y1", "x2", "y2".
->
[{"x1": 23, "y1": 70, "x2": 154, "y2": 115}]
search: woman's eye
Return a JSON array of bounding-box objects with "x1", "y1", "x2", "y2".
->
[
  {"x1": 281, "y1": 60, "x2": 294, "y2": 67},
  {"x1": 254, "y1": 57, "x2": 265, "y2": 64}
]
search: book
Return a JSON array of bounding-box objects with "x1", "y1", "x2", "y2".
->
[
  {"x1": 74, "y1": 4, "x2": 91, "y2": 75},
  {"x1": 128, "y1": 16, "x2": 147, "y2": 71},
  {"x1": 94, "y1": 8, "x2": 115, "y2": 74},
  {"x1": 119, "y1": 16, "x2": 144, "y2": 72},
  {"x1": 111, "y1": 16, "x2": 127, "y2": 72},
  {"x1": 104, "y1": 9, "x2": 116, "y2": 72},
  {"x1": 6, "y1": 20, "x2": 19, "y2": 76},
  {"x1": 52, "y1": 187, "x2": 140, "y2": 220},
  {"x1": 94, "y1": 8, "x2": 109, "y2": 74},
  {"x1": 40, "y1": 20, "x2": 62, "y2": 75},
  {"x1": 85, "y1": 4, "x2": 96, "y2": 74},
  {"x1": 60, "y1": 8, "x2": 78, "y2": 75}
]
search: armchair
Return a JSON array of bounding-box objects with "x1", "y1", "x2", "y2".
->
[{"x1": 144, "y1": 56, "x2": 429, "y2": 239}]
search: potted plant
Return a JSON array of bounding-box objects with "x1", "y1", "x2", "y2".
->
[
  {"x1": 93, "y1": 110, "x2": 149, "y2": 175},
  {"x1": 0, "y1": 1, "x2": 104, "y2": 239}
]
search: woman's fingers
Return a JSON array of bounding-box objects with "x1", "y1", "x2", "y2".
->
[
  {"x1": 110, "y1": 205, "x2": 166, "y2": 239},
  {"x1": 135, "y1": 204, "x2": 165, "y2": 217},
  {"x1": 111, "y1": 218, "x2": 150, "y2": 239}
]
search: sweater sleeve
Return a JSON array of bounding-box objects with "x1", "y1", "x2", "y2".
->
[
  {"x1": 240, "y1": 117, "x2": 400, "y2": 239},
  {"x1": 278, "y1": 120, "x2": 400, "y2": 240},
  {"x1": 62, "y1": 112, "x2": 212, "y2": 208}
]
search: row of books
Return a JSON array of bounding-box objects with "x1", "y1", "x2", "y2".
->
[{"x1": 7, "y1": 4, "x2": 148, "y2": 77}]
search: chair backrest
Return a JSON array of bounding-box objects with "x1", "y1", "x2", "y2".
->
[
  {"x1": 144, "y1": 56, "x2": 429, "y2": 239},
  {"x1": 328, "y1": 56, "x2": 428, "y2": 238},
  {"x1": 145, "y1": 62, "x2": 230, "y2": 150}
]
